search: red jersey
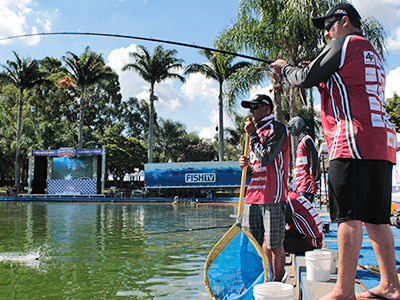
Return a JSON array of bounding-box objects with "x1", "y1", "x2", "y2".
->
[
  {"x1": 282, "y1": 32, "x2": 397, "y2": 164},
  {"x1": 287, "y1": 191, "x2": 323, "y2": 248},
  {"x1": 295, "y1": 135, "x2": 320, "y2": 194},
  {"x1": 245, "y1": 115, "x2": 290, "y2": 204}
]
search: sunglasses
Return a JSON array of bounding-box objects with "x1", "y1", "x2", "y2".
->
[
  {"x1": 324, "y1": 17, "x2": 342, "y2": 32},
  {"x1": 250, "y1": 103, "x2": 266, "y2": 110}
]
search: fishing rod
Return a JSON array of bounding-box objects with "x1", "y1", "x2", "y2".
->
[
  {"x1": 0, "y1": 32, "x2": 273, "y2": 64},
  {"x1": 123, "y1": 224, "x2": 232, "y2": 238},
  {"x1": 358, "y1": 263, "x2": 400, "y2": 280}
]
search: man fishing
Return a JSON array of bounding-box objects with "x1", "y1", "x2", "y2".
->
[{"x1": 271, "y1": 3, "x2": 400, "y2": 299}]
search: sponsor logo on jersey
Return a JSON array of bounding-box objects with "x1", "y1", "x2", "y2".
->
[
  {"x1": 296, "y1": 156, "x2": 308, "y2": 166},
  {"x1": 369, "y1": 97, "x2": 381, "y2": 111},
  {"x1": 365, "y1": 67, "x2": 377, "y2": 82},
  {"x1": 387, "y1": 131, "x2": 397, "y2": 149},
  {"x1": 364, "y1": 51, "x2": 376, "y2": 65},
  {"x1": 371, "y1": 113, "x2": 385, "y2": 127}
]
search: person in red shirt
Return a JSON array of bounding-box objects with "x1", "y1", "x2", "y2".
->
[
  {"x1": 284, "y1": 191, "x2": 323, "y2": 255},
  {"x1": 287, "y1": 116, "x2": 320, "y2": 203},
  {"x1": 271, "y1": 3, "x2": 400, "y2": 300},
  {"x1": 239, "y1": 94, "x2": 290, "y2": 282}
]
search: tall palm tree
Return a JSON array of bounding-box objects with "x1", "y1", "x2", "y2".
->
[
  {"x1": 122, "y1": 45, "x2": 185, "y2": 163},
  {"x1": 62, "y1": 46, "x2": 115, "y2": 149},
  {"x1": 1, "y1": 51, "x2": 48, "y2": 190},
  {"x1": 184, "y1": 50, "x2": 252, "y2": 161}
]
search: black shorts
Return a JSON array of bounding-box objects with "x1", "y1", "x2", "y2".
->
[
  {"x1": 328, "y1": 158, "x2": 393, "y2": 224},
  {"x1": 284, "y1": 230, "x2": 316, "y2": 256}
]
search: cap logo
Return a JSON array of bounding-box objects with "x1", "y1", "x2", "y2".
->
[{"x1": 335, "y1": 9, "x2": 347, "y2": 15}]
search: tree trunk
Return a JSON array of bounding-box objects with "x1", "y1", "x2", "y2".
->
[
  {"x1": 78, "y1": 91, "x2": 85, "y2": 149},
  {"x1": 309, "y1": 88, "x2": 316, "y2": 141},
  {"x1": 272, "y1": 73, "x2": 283, "y2": 122},
  {"x1": 14, "y1": 93, "x2": 23, "y2": 190},
  {"x1": 289, "y1": 85, "x2": 299, "y2": 169},
  {"x1": 218, "y1": 81, "x2": 224, "y2": 161},
  {"x1": 148, "y1": 85, "x2": 155, "y2": 163}
]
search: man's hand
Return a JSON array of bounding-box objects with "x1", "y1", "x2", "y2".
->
[
  {"x1": 239, "y1": 155, "x2": 250, "y2": 170},
  {"x1": 244, "y1": 118, "x2": 256, "y2": 135},
  {"x1": 270, "y1": 59, "x2": 288, "y2": 75}
]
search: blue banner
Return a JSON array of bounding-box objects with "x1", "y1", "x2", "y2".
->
[{"x1": 145, "y1": 161, "x2": 244, "y2": 188}]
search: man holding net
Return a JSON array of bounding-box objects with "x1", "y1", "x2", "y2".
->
[{"x1": 239, "y1": 94, "x2": 290, "y2": 282}]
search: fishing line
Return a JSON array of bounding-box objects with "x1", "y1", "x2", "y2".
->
[
  {"x1": 123, "y1": 224, "x2": 232, "y2": 238},
  {"x1": 0, "y1": 32, "x2": 273, "y2": 64}
]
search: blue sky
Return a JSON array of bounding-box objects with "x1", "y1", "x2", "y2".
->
[{"x1": 0, "y1": 0, "x2": 399, "y2": 141}]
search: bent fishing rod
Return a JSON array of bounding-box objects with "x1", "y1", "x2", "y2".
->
[{"x1": 0, "y1": 32, "x2": 273, "y2": 64}]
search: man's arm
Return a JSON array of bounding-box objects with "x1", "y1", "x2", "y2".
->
[
  {"x1": 304, "y1": 137, "x2": 321, "y2": 184},
  {"x1": 250, "y1": 121, "x2": 288, "y2": 166},
  {"x1": 277, "y1": 37, "x2": 346, "y2": 88}
]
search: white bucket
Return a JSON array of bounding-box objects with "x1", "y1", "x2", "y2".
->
[
  {"x1": 305, "y1": 250, "x2": 331, "y2": 281},
  {"x1": 315, "y1": 248, "x2": 338, "y2": 273},
  {"x1": 329, "y1": 250, "x2": 338, "y2": 273},
  {"x1": 253, "y1": 282, "x2": 296, "y2": 300}
]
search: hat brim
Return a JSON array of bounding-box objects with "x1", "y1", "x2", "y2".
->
[
  {"x1": 312, "y1": 16, "x2": 327, "y2": 29},
  {"x1": 241, "y1": 100, "x2": 257, "y2": 109},
  {"x1": 241, "y1": 100, "x2": 273, "y2": 109}
]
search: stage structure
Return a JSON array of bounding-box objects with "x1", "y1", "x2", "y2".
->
[{"x1": 27, "y1": 146, "x2": 106, "y2": 196}]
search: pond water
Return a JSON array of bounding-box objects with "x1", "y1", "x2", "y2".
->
[{"x1": 0, "y1": 201, "x2": 237, "y2": 299}]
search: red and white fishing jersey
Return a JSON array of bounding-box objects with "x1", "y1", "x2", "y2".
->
[
  {"x1": 287, "y1": 191, "x2": 323, "y2": 248},
  {"x1": 282, "y1": 32, "x2": 396, "y2": 164},
  {"x1": 245, "y1": 115, "x2": 290, "y2": 205},
  {"x1": 295, "y1": 135, "x2": 320, "y2": 194}
]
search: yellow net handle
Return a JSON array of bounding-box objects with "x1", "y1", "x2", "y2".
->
[{"x1": 237, "y1": 133, "x2": 249, "y2": 217}]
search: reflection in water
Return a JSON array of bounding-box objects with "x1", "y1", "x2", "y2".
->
[{"x1": 0, "y1": 201, "x2": 236, "y2": 299}]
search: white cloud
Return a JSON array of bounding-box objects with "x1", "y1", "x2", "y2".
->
[
  {"x1": 107, "y1": 44, "x2": 138, "y2": 70},
  {"x1": 249, "y1": 84, "x2": 273, "y2": 99},
  {"x1": 181, "y1": 73, "x2": 218, "y2": 101},
  {"x1": 387, "y1": 27, "x2": 400, "y2": 52},
  {"x1": 351, "y1": 1, "x2": 400, "y2": 52},
  {"x1": 37, "y1": 11, "x2": 55, "y2": 32},
  {"x1": 386, "y1": 66, "x2": 400, "y2": 98},
  {"x1": 107, "y1": 43, "x2": 195, "y2": 116},
  {"x1": 199, "y1": 125, "x2": 217, "y2": 140},
  {"x1": 0, "y1": 1, "x2": 56, "y2": 45}
]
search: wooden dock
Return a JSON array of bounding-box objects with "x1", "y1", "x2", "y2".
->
[{"x1": 284, "y1": 205, "x2": 400, "y2": 300}]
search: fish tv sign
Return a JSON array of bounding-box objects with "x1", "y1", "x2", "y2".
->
[{"x1": 185, "y1": 173, "x2": 216, "y2": 183}]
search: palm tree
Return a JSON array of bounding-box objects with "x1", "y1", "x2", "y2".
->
[
  {"x1": 184, "y1": 50, "x2": 252, "y2": 161},
  {"x1": 156, "y1": 118, "x2": 187, "y2": 162},
  {"x1": 62, "y1": 46, "x2": 115, "y2": 149},
  {"x1": 122, "y1": 45, "x2": 185, "y2": 163},
  {"x1": 218, "y1": 0, "x2": 330, "y2": 115},
  {"x1": 1, "y1": 51, "x2": 48, "y2": 190}
]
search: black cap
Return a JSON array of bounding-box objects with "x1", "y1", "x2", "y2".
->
[
  {"x1": 312, "y1": 3, "x2": 361, "y2": 30},
  {"x1": 287, "y1": 116, "x2": 307, "y2": 137},
  {"x1": 241, "y1": 94, "x2": 273, "y2": 109}
]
